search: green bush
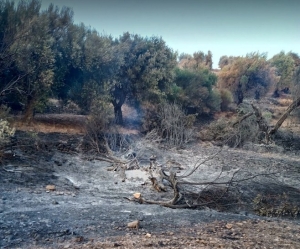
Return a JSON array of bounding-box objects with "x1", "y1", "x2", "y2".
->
[
  {"x1": 207, "y1": 89, "x2": 221, "y2": 113},
  {"x1": 169, "y1": 67, "x2": 219, "y2": 115},
  {"x1": 0, "y1": 105, "x2": 15, "y2": 140},
  {"x1": 219, "y1": 89, "x2": 233, "y2": 111}
]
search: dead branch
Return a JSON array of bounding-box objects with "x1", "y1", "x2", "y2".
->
[
  {"x1": 178, "y1": 171, "x2": 279, "y2": 186},
  {"x1": 129, "y1": 168, "x2": 182, "y2": 207},
  {"x1": 251, "y1": 104, "x2": 269, "y2": 132},
  {"x1": 125, "y1": 151, "x2": 281, "y2": 210},
  {"x1": 232, "y1": 112, "x2": 254, "y2": 126},
  {"x1": 149, "y1": 177, "x2": 166, "y2": 192},
  {"x1": 268, "y1": 96, "x2": 300, "y2": 136},
  {"x1": 178, "y1": 148, "x2": 222, "y2": 179},
  {"x1": 0, "y1": 73, "x2": 28, "y2": 97}
]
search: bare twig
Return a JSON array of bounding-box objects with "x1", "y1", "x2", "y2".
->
[{"x1": 178, "y1": 148, "x2": 222, "y2": 179}]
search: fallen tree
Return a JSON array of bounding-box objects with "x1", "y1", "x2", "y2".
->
[
  {"x1": 268, "y1": 95, "x2": 300, "y2": 136},
  {"x1": 250, "y1": 96, "x2": 300, "y2": 143},
  {"x1": 214, "y1": 96, "x2": 300, "y2": 146},
  {"x1": 124, "y1": 150, "x2": 283, "y2": 211}
]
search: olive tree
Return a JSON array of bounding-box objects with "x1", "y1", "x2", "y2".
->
[
  {"x1": 218, "y1": 53, "x2": 277, "y2": 104},
  {"x1": 168, "y1": 67, "x2": 220, "y2": 115},
  {"x1": 109, "y1": 32, "x2": 177, "y2": 125}
]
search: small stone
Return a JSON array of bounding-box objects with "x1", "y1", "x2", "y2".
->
[
  {"x1": 145, "y1": 233, "x2": 151, "y2": 238},
  {"x1": 133, "y1": 193, "x2": 141, "y2": 199},
  {"x1": 74, "y1": 236, "x2": 84, "y2": 242},
  {"x1": 127, "y1": 220, "x2": 139, "y2": 229},
  {"x1": 226, "y1": 223, "x2": 233, "y2": 229},
  {"x1": 46, "y1": 185, "x2": 56, "y2": 191},
  {"x1": 52, "y1": 200, "x2": 58, "y2": 205}
]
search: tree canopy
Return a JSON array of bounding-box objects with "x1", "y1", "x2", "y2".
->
[
  {"x1": 169, "y1": 67, "x2": 220, "y2": 115},
  {"x1": 109, "y1": 32, "x2": 177, "y2": 124},
  {"x1": 0, "y1": 0, "x2": 299, "y2": 128},
  {"x1": 218, "y1": 53, "x2": 277, "y2": 104}
]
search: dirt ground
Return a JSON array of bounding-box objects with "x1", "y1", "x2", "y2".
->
[{"x1": 1, "y1": 127, "x2": 300, "y2": 248}]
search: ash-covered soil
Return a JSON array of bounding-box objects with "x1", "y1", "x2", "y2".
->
[{"x1": 1, "y1": 131, "x2": 300, "y2": 248}]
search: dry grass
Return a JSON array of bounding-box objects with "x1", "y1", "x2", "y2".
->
[
  {"x1": 10, "y1": 113, "x2": 140, "y2": 135},
  {"x1": 10, "y1": 114, "x2": 87, "y2": 134},
  {"x1": 277, "y1": 98, "x2": 293, "y2": 107}
]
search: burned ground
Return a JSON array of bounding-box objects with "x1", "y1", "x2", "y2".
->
[{"x1": 1, "y1": 130, "x2": 300, "y2": 248}]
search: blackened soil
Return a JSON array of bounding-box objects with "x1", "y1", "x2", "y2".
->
[{"x1": 1, "y1": 131, "x2": 300, "y2": 248}]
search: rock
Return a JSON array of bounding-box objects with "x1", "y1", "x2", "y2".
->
[
  {"x1": 74, "y1": 236, "x2": 84, "y2": 243},
  {"x1": 133, "y1": 192, "x2": 141, "y2": 199},
  {"x1": 46, "y1": 185, "x2": 56, "y2": 191},
  {"x1": 145, "y1": 233, "x2": 151, "y2": 238},
  {"x1": 226, "y1": 223, "x2": 233, "y2": 229},
  {"x1": 127, "y1": 220, "x2": 139, "y2": 229}
]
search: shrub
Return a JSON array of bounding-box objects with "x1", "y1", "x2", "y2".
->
[
  {"x1": 207, "y1": 89, "x2": 221, "y2": 113},
  {"x1": 0, "y1": 105, "x2": 15, "y2": 161},
  {"x1": 158, "y1": 102, "x2": 196, "y2": 147},
  {"x1": 219, "y1": 89, "x2": 233, "y2": 111},
  {"x1": 170, "y1": 67, "x2": 219, "y2": 115},
  {"x1": 0, "y1": 105, "x2": 15, "y2": 141},
  {"x1": 0, "y1": 119, "x2": 15, "y2": 143},
  {"x1": 200, "y1": 103, "x2": 260, "y2": 147},
  {"x1": 63, "y1": 100, "x2": 81, "y2": 114},
  {"x1": 140, "y1": 101, "x2": 160, "y2": 133},
  {"x1": 83, "y1": 99, "x2": 114, "y2": 154}
]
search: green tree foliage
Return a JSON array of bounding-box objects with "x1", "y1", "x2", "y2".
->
[
  {"x1": 169, "y1": 67, "x2": 220, "y2": 115},
  {"x1": 290, "y1": 53, "x2": 300, "y2": 101},
  {"x1": 0, "y1": 0, "x2": 35, "y2": 99},
  {"x1": 218, "y1": 53, "x2": 277, "y2": 104},
  {"x1": 219, "y1": 88, "x2": 233, "y2": 111},
  {"x1": 0, "y1": 1, "x2": 75, "y2": 120},
  {"x1": 67, "y1": 29, "x2": 117, "y2": 112},
  {"x1": 109, "y1": 32, "x2": 177, "y2": 124},
  {"x1": 12, "y1": 7, "x2": 55, "y2": 121},
  {"x1": 0, "y1": 1, "x2": 178, "y2": 124},
  {"x1": 46, "y1": 4, "x2": 74, "y2": 99},
  {"x1": 57, "y1": 23, "x2": 90, "y2": 104},
  {"x1": 270, "y1": 51, "x2": 295, "y2": 94}
]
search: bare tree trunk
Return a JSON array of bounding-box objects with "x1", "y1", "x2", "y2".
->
[
  {"x1": 114, "y1": 104, "x2": 123, "y2": 125},
  {"x1": 268, "y1": 96, "x2": 300, "y2": 136},
  {"x1": 111, "y1": 85, "x2": 126, "y2": 126}
]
